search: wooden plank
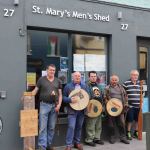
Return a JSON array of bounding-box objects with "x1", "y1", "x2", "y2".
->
[
  {"x1": 138, "y1": 81, "x2": 143, "y2": 140},
  {"x1": 23, "y1": 92, "x2": 35, "y2": 109},
  {"x1": 20, "y1": 92, "x2": 38, "y2": 150}
]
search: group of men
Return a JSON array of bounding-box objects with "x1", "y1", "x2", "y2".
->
[{"x1": 32, "y1": 64, "x2": 142, "y2": 150}]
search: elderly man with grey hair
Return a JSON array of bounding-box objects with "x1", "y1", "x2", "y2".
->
[
  {"x1": 63, "y1": 72, "x2": 89, "y2": 150},
  {"x1": 104, "y1": 75, "x2": 129, "y2": 144},
  {"x1": 123, "y1": 70, "x2": 142, "y2": 140}
]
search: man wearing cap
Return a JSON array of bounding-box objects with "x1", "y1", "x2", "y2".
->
[
  {"x1": 85, "y1": 71, "x2": 104, "y2": 147},
  {"x1": 63, "y1": 72, "x2": 89, "y2": 150},
  {"x1": 104, "y1": 75, "x2": 129, "y2": 144}
]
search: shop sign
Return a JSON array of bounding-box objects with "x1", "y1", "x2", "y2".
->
[
  {"x1": 32, "y1": 5, "x2": 110, "y2": 22},
  {"x1": 0, "y1": 5, "x2": 128, "y2": 31}
]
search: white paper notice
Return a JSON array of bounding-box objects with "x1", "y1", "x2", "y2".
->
[
  {"x1": 85, "y1": 54, "x2": 106, "y2": 71},
  {"x1": 42, "y1": 70, "x2": 47, "y2": 76},
  {"x1": 73, "y1": 54, "x2": 106, "y2": 71},
  {"x1": 73, "y1": 54, "x2": 85, "y2": 71}
]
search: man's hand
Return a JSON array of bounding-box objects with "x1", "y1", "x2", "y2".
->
[
  {"x1": 123, "y1": 104, "x2": 129, "y2": 113},
  {"x1": 32, "y1": 87, "x2": 39, "y2": 96},
  {"x1": 71, "y1": 96, "x2": 78, "y2": 103},
  {"x1": 55, "y1": 104, "x2": 60, "y2": 113},
  {"x1": 105, "y1": 99, "x2": 109, "y2": 104}
]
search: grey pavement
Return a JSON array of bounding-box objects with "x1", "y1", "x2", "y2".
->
[{"x1": 55, "y1": 132, "x2": 146, "y2": 150}]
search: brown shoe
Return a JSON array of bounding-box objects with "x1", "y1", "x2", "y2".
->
[
  {"x1": 64, "y1": 146, "x2": 72, "y2": 150},
  {"x1": 47, "y1": 147, "x2": 55, "y2": 150},
  {"x1": 74, "y1": 143, "x2": 83, "y2": 150}
]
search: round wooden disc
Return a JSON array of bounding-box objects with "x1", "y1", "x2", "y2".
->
[
  {"x1": 69, "y1": 89, "x2": 89, "y2": 110},
  {"x1": 87, "y1": 99, "x2": 102, "y2": 118},
  {"x1": 106, "y1": 98, "x2": 123, "y2": 117}
]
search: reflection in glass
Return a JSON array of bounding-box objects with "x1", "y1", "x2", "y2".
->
[{"x1": 73, "y1": 34, "x2": 107, "y2": 89}]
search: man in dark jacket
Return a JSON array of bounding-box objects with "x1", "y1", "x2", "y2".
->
[
  {"x1": 63, "y1": 72, "x2": 88, "y2": 150},
  {"x1": 85, "y1": 71, "x2": 104, "y2": 147},
  {"x1": 104, "y1": 75, "x2": 129, "y2": 144}
]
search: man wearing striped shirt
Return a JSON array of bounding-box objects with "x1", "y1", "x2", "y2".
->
[{"x1": 123, "y1": 70, "x2": 141, "y2": 140}]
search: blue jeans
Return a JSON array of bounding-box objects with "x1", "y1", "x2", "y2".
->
[
  {"x1": 66, "y1": 111, "x2": 84, "y2": 147},
  {"x1": 38, "y1": 102, "x2": 57, "y2": 150}
]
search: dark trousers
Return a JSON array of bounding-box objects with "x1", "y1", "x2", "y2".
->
[{"x1": 107, "y1": 114, "x2": 126, "y2": 139}]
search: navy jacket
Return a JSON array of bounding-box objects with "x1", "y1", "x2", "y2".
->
[{"x1": 63, "y1": 81, "x2": 89, "y2": 114}]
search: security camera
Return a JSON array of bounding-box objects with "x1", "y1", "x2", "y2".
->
[{"x1": 14, "y1": 0, "x2": 19, "y2": 6}]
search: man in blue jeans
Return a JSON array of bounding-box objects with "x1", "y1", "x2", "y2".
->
[
  {"x1": 32, "y1": 64, "x2": 62, "y2": 150},
  {"x1": 63, "y1": 72, "x2": 88, "y2": 150}
]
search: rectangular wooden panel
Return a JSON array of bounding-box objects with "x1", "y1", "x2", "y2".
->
[
  {"x1": 20, "y1": 109, "x2": 38, "y2": 137},
  {"x1": 20, "y1": 92, "x2": 38, "y2": 150}
]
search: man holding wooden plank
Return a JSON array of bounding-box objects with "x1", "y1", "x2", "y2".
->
[{"x1": 32, "y1": 64, "x2": 62, "y2": 150}]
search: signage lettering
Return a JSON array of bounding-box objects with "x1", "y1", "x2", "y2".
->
[
  {"x1": 72, "y1": 11, "x2": 87, "y2": 19},
  {"x1": 121, "y1": 23, "x2": 129, "y2": 30},
  {"x1": 3, "y1": 8, "x2": 15, "y2": 17},
  {"x1": 32, "y1": 5, "x2": 110, "y2": 22},
  {"x1": 0, "y1": 5, "x2": 129, "y2": 31},
  {"x1": 46, "y1": 8, "x2": 64, "y2": 17},
  {"x1": 32, "y1": 5, "x2": 43, "y2": 14},
  {"x1": 94, "y1": 14, "x2": 109, "y2": 21}
]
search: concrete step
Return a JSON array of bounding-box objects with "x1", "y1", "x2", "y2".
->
[{"x1": 55, "y1": 132, "x2": 146, "y2": 150}]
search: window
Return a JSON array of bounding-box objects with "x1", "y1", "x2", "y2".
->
[
  {"x1": 73, "y1": 34, "x2": 107, "y2": 89},
  {"x1": 26, "y1": 30, "x2": 108, "y2": 116},
  {"x1": 27, "y1": 29, "x2": 69, "y2": 116}
]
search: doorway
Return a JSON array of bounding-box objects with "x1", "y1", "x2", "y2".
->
[{"x1": 137, "y1": 37, "x2": 150, "y2": 112}]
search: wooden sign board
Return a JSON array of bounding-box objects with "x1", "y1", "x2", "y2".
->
[
  {"x1": 20, "y1": 109, "x2": 38, "y2": 137},
  {"x1": 23, "y1": 92, "x2": 35, "y2": 110}
]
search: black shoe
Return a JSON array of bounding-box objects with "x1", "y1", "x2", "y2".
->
[
  {"x1": 109, "y1": 136, "x2": 116, "y2": 144},
  {"x1": 133, "y1": 131, "x2": 138, "y2": 139},
  {"x1": 120, "y1": 138, "x2": 130, "y2": 144},
  {"x1": 85, "y1": 141, "x2": 96, "y2": 147},
  {"x1": 93, "y1": 139, "x2": 104, "y2": 145}
]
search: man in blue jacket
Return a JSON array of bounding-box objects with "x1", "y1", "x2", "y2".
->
[{"x1": 63, "y1": 72, "x2": 88, "y2": 150}]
